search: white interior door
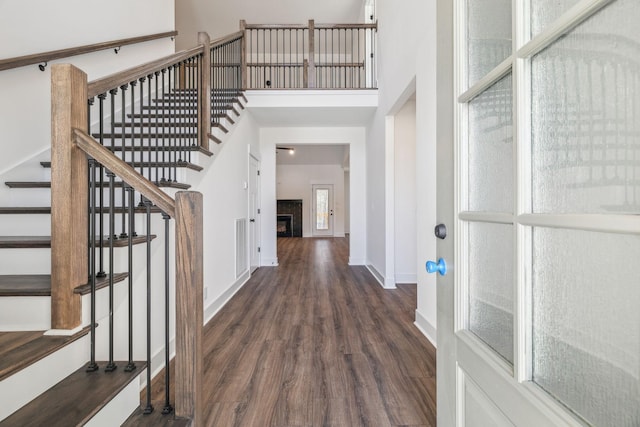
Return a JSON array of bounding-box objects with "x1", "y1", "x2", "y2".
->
[
  {"x1": 249, "y1": 155, "x2": 260, "y2": 271},
  {"x1": 436, "y1": 0, "x2": 640, "y2": 426},
  {"x1": 312, "y1": 184, "x2": 333, "y2": 236}
]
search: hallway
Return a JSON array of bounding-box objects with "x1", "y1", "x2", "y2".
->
[{"x1": 198, "y1": 237, "x2": 436, "y2": 426}]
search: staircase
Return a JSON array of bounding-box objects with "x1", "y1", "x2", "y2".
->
[{"x1": 0, "y1": 31, "x2": 246, "y2": 424}]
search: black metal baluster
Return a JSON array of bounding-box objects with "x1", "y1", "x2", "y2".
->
[
  {"x1": 160, "y1": 69, "x2": 167, "y2": 182},
  {"x1": 154, "y1": 71, "x2": 161, "y2": 183},
  {"x1": 139, "y1": 77, "x2": 146, "y2": 179},
  {"x1": 125, "y1": 186, "x2": 137, "y2": 372},
  {"x1": 120, "y1": 84, "x2": 129, "y2": 238},
  {"x1": 86, "y1": 157, "x2": 99, "y2": 373},
  {"x1": 143, "y1": 198, "x2": 154, "y2": 415},
  {"x1": 147, "y1": 74, "x2": 153, "y2": 180},
  {"x1": 161, "y1": 211, "x2": 173, "y2": 415},
  {"x1": 87, "y1": 98, "x2": 94, "y2": 283},
  {"x1": 105, "y1": 170, "x2": 117, "y2": 372},
  {"x1": 171, "y1": 64, "x2": 178, "y2": 182},
  {"x1": 96, "y1": 94, "x2": 107, "y2": 278}
]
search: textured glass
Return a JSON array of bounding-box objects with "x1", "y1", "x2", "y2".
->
[
  {"x1": 468, "y1": 0, "x2": 512, "y2": 86},
  {"x1": 532, "y1": 0, "x2": 640, "y2": 214},
  {"x1": 468, "y1": 222, "x2": 514, "y2": 364},
  {"x1": 315, "y1": 189, "x2": 329, "y2": 230},
  {"x1": 531, "y1": 0, "x2": 581, "y2": 36},
  {"x1": 533, "y1": 227, "x2": 640, "y2": 426},
  {"x1": 469, "y1": 74, "x2": 513, "y2": 213}
]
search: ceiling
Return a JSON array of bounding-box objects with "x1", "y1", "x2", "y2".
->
[{"x1": 249, "y1": 106, "x2": 376, "y2": 127}]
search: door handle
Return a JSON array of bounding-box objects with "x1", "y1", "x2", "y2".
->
[
  {"x1": 426, "y1": 258, "x2": 447, "y2": 276},
  {"x1": 330, "y1": 210, "x2": 333, "y2": 216},
  {"x1": 250, "y1": 219, "x2": 255, "y2": 222}
]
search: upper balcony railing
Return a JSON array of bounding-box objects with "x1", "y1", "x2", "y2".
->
[{"x1": 241, "y1": 20, "x2": 378, "y2": 90}]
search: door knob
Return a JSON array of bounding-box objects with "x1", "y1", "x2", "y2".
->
[
  {"x1": 426, "y1": 258, "x2": 447, "y2": 276},
  {"x1": 250, "y1": 218, "x2": 255, "y2": 222}
]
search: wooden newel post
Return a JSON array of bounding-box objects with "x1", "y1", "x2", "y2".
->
[
  {"x1": 308, "y1": 19, "x2": 316, "y2": 89},
  {"x1": 174, "y1": 191, "x2": 204, "y2": 424},
  {"x1": 50, "y1": 64, "x2": 88, "y2": 330},
  {"x1": 240, "y1": 20, "x2": 248, "y2": 90},
  {"x1": 198, "y1": 32, "x2": 211, "y2": 151}
]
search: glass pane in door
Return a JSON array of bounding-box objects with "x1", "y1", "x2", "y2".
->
[
  {"x1": 531, "y1": 0, "x2": 640, "y2": 214},
  {"x1": 316, "y1": 189, "x2": 329, "y2": 230},
  {"x1": 467, "y1": 0, "x2": 512, "y2": 87},
  {"x1": 532, "y1": 227, "x2": 640, "y2": 426},
  {"x1": 468, "y1": 222, "x2": 514, "y2": 364},
  {"x1": 468, "y1": 74, "x2": 513, "y2": 213},
  {"x1": 530, "y1": 0, "x2": 581, "y2": 36}
]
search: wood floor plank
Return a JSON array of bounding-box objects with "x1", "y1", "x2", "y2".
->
[{"x1": 138, "y1": 237, "x2": 437, "y2": 426}]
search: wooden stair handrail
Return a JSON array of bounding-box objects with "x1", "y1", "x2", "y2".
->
[
  {"x1": 0, "y1": 31, "x2": 178, "y2": 72},
  {"x1": 87, "y1": 45, "x2": 204, "y2": 98},
  {"x1": 73, "y1": 129, "x2": 176, "y2": 217},
  {"x1": 242, "y1": 22, "x2": 377, "y2": 30},
  {"x1": 209, "y1": 31, "x2": 244, "y2": 48}
]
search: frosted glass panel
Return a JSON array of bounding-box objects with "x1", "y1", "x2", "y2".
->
[
  {"x1": 468, "y1": 222, "x2": 513, "y2": 364},
  {"x1": 315, "y1": 189, "x2": 329, "y2": 230},
  {"x1": 468, "y1": 0, "x2": 512, "y2": 86},
  {"x1": 533, "y1": 227, "x2": 640, "y2": 426},
  {"x1": 531, "y1": 0, "x2": 581, "y2": 36},
  {"x1": 531, "y1": 0, "x2": 640, "y2": 214},
  {"x1": 469, "y1": 74, "x2": 513, "y2": 213}
]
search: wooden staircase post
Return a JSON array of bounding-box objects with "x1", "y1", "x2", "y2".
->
[
  {"x1": 174, "y1": 191, "x2": 204, "y2": 424},
  {"x1": 198, "y1": 32, "x2": 211, "y2": 151},
  {"x1": 308, "y1": 20, "x2": 316, "y2": 88},
  {"x1": 240, "y1": 20, "x2": 247, "y2": 90},
  {"x1": 50, "y1": 64, "x2": 88, "y2": 330}
]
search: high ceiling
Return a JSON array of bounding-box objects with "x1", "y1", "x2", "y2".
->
[{"x1": 176, "y1": 0, "x2": 367, "y2": 48}]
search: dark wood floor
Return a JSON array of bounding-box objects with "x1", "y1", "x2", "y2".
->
[{"x1": 139, "y1": 237, "x2": 436, "y2": 426}]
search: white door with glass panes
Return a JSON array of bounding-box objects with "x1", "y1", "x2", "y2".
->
[
  {"x1": 435, "y1": 0, "x2": 640, "y2": 426},
  {"x1": 312, "y1": 184, "x2": 333, "y2": 236}
]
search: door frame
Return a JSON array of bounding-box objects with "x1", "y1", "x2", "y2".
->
[
  {"x1": 311, "y1": 184, "x2": 334, "y2": 237},
  {"x1": 249, "y1": 153, "x2": 261, "y2": 271}
]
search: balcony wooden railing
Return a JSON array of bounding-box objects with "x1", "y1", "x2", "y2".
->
[{"x1": 241, "y1": 20, "x2": 378, "y2": 89}]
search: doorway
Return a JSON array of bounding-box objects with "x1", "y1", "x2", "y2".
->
[
  {"x1": 311, "y1": 184, "x2": 334, "y2": 237},
  {"x1": 249, "y1": 155, "x2": 260, "y2": 272}
]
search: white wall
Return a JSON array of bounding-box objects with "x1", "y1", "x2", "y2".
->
[
  {"x1": 0, "y1": 0, "x2": 175, "y2": 176},
  {"x1": 260, "y1": 127, "x2": 366, "y2": 266},
  {"x1": 175, "y1": 0, "x2": 365, "y2": 48},
  {"x1": 276, "y1": 164, "x2": 346, "y2": 237},
  {"x1": 189, "y1": 113, "x2": 261, "y2": 322},
  {"x1": 394, "y1": 99, "x2": 417, "y2": 283},
  {"x1": 368, "y1": 1, "x2": 438, "y2": 343}
]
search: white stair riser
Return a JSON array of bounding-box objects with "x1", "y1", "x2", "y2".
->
[
  {"x1": 0, "y1": 248, "x2": 50, "y2": 274},
  {"x1": 0, "y1": 296, "x2": 50, "y2": 331},
  {"x1": 0, "y1": 214, "x2": 50, "y2": 235}
]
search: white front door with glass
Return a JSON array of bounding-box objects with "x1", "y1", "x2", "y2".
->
[
  {"x1": 312, "y1": 184, "x2": 334, "y2": 236},
  {"x1": 436, "y1": 0, "x2": 640, "y2": 426}
]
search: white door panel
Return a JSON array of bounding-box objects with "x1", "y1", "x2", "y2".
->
[{"x1": 437, "y1": 0, "x2": 639, "y2": 425}]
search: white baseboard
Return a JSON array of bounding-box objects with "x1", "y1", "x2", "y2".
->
[
  {"x1": 348, "y1": 258, "x2": 366, "y2": 265},
  {"x1": 204, "y1": 270, "x2": 251, "y2": 325},
  {"x1": 261, "y1": 258, "x2": 279, "y2": 267},
  {"x1": 366, "y1": 264, "x2": 396, "y2": 289},
  {"x1": 414, "y1": 309, "x2": 437, "y2": 348},
  {"x1": 395, "y1": 273, "x2": 417, "y2": 284}
]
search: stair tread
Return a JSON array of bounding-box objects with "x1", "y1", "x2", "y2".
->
[
  {"x1": 0, "y1": 234, "x2": 157, "y2": 249},
  {"x1": 40, "y1": 160, "x2": 203, "y2": 172},
  {"x1": 0, "y1": 206, "x2": 164, "y2": 214},
  {"x1": 0, "y1": 361, "x2": 145, "y2": 427},
  {"x1": 0, "y1": 274, "x2": 51, "y2": 296},
  {"x1": 0, "y1": 327, "x2": 90, "y2": 382},
  {"x1": 0, "y1": 273, "x2": 129, "y2": 297},
  {"x1": 0, "y1": 206, "x2": 52, "y2": 214},
  {"x1": 5, "y1": 181, "x2": 191, "y2": 190},
  {"x1": 122, "y1": 409, "x2": 190, "y2": 426}
]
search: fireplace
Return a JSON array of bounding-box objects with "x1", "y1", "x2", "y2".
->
[
  {"x1": 277, "y1": 199, "x2": 303, "y2": 237},
  {"x1": 277, "y1": 214, "x2": 293, "y2": 237}
]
